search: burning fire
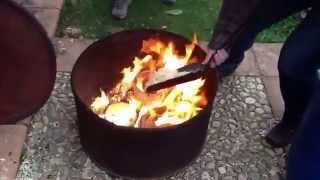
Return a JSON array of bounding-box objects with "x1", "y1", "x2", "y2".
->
[{"x1": 91, "y1": 35, "x2": 207, "y2": 128}]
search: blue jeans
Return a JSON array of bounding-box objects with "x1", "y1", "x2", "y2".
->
[{"x1": 219, "y1": 0, "x2": 320, "y2": 179}]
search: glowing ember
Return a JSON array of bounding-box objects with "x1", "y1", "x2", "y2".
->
[{"x1": 91, "y1": 36, "x2": 207, "y2": 128}]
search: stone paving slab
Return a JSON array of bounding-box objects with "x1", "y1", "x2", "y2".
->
[
  {"x1": 26, "y1": 7, "x2": 61, "y2": 38},
  {"x1": 262, "y1": 77, "x2": 284, "y2": 119},
  {"x1": 54, "y1": 38, "x2": 94, "y2": 72},
  {"x1": 12, "y1": 0, "x2": 63, "y2": 38},
  {"x1": 18, "y1": 0, "x2": 64, "y2": 9},
  {"x1": 0, "y1": 125, "x2": 27, "y2": 180},
  {"x1": 253, "y1": 44, "x2": 282, "y2": 77},
  {"x1": 17, "y1": 72, "x2": 286, "y2": 180},
  {"x1": 234, "y1": 49, "x2": 260, "y2": 76}
]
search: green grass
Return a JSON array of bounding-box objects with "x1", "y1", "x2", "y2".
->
[
  {"x1": 58, "y1": 0, "x2": 299, "y2": 43},
  {"x1": 257, "y1": 16, "x2": 299, "y2": 42}
]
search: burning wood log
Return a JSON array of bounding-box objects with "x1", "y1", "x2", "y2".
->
[{"x1": 139, "y1": 113, "x2": 157, "y2": 128}]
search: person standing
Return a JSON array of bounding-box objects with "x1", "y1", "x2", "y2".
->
[
  {"x1": 112, "y1": 0, "x2": 176, "y2": 19},
  {"x1": 204, "y1": 0, "x2": 320, "y2": 179}
]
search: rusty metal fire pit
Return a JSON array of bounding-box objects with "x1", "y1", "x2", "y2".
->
[
  {"x1": 0, "y1": 0, "x2": 56, "y2": 124},
  {"x1": 71, "y1": 29, "x2": 218, "y2": 178}
]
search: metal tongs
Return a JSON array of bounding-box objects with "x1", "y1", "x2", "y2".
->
[
  {"x1": 145, "y1": 54, "x2": 216, "y2": 92},
  {"x1": 145, "y1": 24, "x2": 248, "y2": 93}
]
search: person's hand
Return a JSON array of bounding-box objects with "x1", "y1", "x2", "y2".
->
[{"x1": 203, "y1": 48, "x2": 229, "y2": 68}]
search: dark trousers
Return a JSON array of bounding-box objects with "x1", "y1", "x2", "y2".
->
[
  {"x1": 220, "y1": 0, "x2": 320, "y2": 179},
  {"x1": 287, "y1": 76, "x2": 320, "y2": 180}
]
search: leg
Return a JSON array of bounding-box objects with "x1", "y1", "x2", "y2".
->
[
  {"x1": 266, "y1": 8, "x2": 320, "y2": 147},
  {"x1": 217, "y1": 0, "x2": 312, "y2": 77},
  {"x1": 286, "y1": 75, "x2": 320, "y2": 180},
  {"x1": 112, "y1": 0, "x2": 132, "y2": 19},
  {"x1": 161, "y1": 0, "x2": 176, "y2": 5}
]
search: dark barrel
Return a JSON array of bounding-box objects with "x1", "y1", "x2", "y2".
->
[
  {"x1": 71, "y1": 29, "x2": 218, "y2": 178},
  {"x1": 0, "y1": 0, "x2": 56, "y2": 124}
]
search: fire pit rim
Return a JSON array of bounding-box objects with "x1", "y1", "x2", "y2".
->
[
  {"x1": 71, "y1": 28, "x2": 218, "y2": 131},
  {"x1": 0, "y1": 0, "x2": 57, "y2": 124}
]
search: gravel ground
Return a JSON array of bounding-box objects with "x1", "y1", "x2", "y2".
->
[{"x1": 17, "y1": 72, "x2": 286, "y2": 180}]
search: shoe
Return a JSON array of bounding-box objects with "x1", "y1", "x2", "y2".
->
[
  {"x1": 265, "y1": 121, "x2": 299, "y2": 148},
  {"x1": 112, "y1": 0, "x2": 131, "y2": 19},
  {"x1": 161, "y1": 0, "x2": 176, "y2": 5}
]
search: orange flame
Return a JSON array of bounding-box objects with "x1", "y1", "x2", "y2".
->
[{"x1": 91, "y1": 35, "x2": 207, "y2": 128}]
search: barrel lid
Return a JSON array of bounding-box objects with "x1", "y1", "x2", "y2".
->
[{"x1": 0, "y1": 0, "x2": 56, "y2": 124}]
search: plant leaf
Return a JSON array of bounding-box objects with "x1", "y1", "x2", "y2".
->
[{"x1": 165, "y1": 9, "x2": 183, "y2": 16}]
